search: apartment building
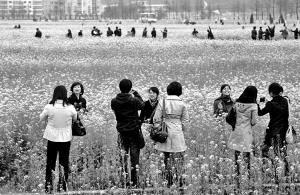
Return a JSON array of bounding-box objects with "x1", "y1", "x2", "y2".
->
[{"x1": 0, "y1": 0, "x2": 43, "y2": 19}]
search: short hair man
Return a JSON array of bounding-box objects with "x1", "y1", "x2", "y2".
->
[{"x1": 111, "y1": 79, "x2": 144, "y2": 187}]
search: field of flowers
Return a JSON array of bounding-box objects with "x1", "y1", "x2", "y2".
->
[{"x1": 0, "y1": 21, "x2": 300, "y2": 194}]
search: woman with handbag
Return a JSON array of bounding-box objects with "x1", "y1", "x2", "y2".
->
[
  {"x1": 227, "y1": 86, "x2": 258, "y2": 186},
  {"x1": 140, "y1": 87, "x2": 159, "y2": 136},
  {"x1": 152, "y1": 81, "x2": 189, "y2": 187},
  {"x1": 39, "y1": 85, "x2": 77, "y2": 193}
]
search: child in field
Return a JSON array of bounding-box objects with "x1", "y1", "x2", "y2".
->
[{"x1": 35, "y1": 28, "x2": 42, "y2": 38}]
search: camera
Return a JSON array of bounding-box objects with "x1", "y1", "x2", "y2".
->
[{"x1": 260, "y1": 97, "x2": 266, "y2": 102}]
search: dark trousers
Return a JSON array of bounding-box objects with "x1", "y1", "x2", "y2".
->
[
  {"x1": 234, "y1": 151, "x2": 250, "y2": 176},
  {"x1": 164, "y1": 152, "x2": 184, "y2": 187},
  {"x1": 45, "y1": 141, "x2": 71, "y2": 193},
  {"x1": 262, "y1": 134, "x2": 289, "y2": 181},
  {"x1": 118, "y1": 131, "x2": 140, "y2": 187}
]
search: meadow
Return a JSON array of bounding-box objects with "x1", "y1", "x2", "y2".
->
[{"x1": 0, "y1": 21, "x2": 300, "y2": 194}]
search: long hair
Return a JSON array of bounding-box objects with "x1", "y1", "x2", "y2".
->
[
  {"x1": 236, "y1": 86, "x2": 258, "y2": 104},
  {"x1": 49, "y1": 85, "x2": 68, "y2": 106}
]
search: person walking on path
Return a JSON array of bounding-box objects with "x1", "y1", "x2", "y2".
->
[
  {"x1": 153, "y1": 81, "x2": 189, "y2": 188},
  {"x1": 227, "y1": 86, "x2": 258, "y2": 186},
  {"x1": 111, "y1": 79, "x2": 145, "y2": 188},
  {"x1": 39, "y1": 86, "x2": 77, "y2": 193}
]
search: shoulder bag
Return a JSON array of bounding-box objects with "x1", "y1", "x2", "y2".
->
[{"x1": 150, "y1": 99, "x2": 168, "y2": 143}]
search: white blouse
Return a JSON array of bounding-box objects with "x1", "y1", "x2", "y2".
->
[{"x1": 40, "y1": 100, "x2": 77, "y2": 142}]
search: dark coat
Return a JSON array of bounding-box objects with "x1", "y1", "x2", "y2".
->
[
  {"x1": 258, "y1": 96, "x2": 289, "y2": 144},
  {"x1": 68, "y1": 93, "x2": 87, "y2": 111},
  {"x1": 151, "y1": 29, "x2": 156, "y2": 38},
  {"x1": 35, "y1": 30, "x2": 42, "y2": 38},
  {"x1": 139, "y1": 100, "x2": 158, "y2": 124},
  {"x1": 111, "y1": 92, "x2": 144, "y2": 132},
  {"x1": 258, "y1": 29, "x2": 263, "y2": 40},
  {"x1": 213, "y1": 95, "x2": 234, "y2": 116},
  {"x1": 251, "y1": 29, "x2": 257, "y2": 40}
]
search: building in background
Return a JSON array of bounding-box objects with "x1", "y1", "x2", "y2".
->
[{"x1": 0, "y1": 0, "x2": 43, "y2": 19}]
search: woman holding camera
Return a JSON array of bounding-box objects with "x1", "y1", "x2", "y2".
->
[
  {"x1": 39, "y1": 85, "x2": 77, "y2": 193},
  {"x1": 228, "y1": 86, "x2": 258, "y2": 183}
]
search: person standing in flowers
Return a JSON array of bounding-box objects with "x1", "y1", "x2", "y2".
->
[
  {"x1": 151, "y1": 27, "x2": 157, "y2": 38},
  {"x1": 111, "y1": 79, "x2": 145, "y2": 187},
  {"x1": 291, "y1": 28, "x2": 299, "y2": 39},
  {"x1": 68, "y1": 82, "x2": 87, "y2": 113},
  {"x1": 192, "y1": 28, "x2": 198, "y2": 37},
  {"x1": 153, "y1": 81, "x2": 189, "y2": 187},
  {"x1": 280, "y1": 27, "x2": 289, "y2": 40},
  {"x1": 139, "y1": 87, "x2": 160, "y2": 124},
  {"x1": 39, "y1": 85, "x2": 77, "y2": 193},
  {"x1": 251, "y1": 26, "x2": 257, "y2": 40},
  {"x1": 142, "y1": 27, "x2": 147, "y2": 38},
  {"x1": 227, "y1": 86, "x2": 258, "y2": 183},
  {"x1": 66, "y1": 29, "x2": 72, "y2": 38},
  {"x1": 162, "y1": 27, "x2": 168, "y2": 38},
  {"x1": 213, "y1": 84, "x2": 234, "y2": 117},
  {"x1": 258, "y1": 83, "x2": 289, "y2": 179},
  {"x1": 258, "y1": 27, "x2": 264, "y2": 40},
  {"x1": 35, "y1": 28, "x2": 42, "y2": 38}
]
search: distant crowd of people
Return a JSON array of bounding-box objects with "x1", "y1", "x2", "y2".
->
[
  {"x1": 34, "y1": 26, "x2": 168, "y2": 39},
  {"x1": 31, "y1": 24, "x2": 300, "y2": 40},
  {"x1": 251, "y1": 24, "x2": 300, "y2": 40}
]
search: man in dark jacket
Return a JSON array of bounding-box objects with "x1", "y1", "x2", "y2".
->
[
  {"x1": 258, "y1": 83, "x2": 289, "y2": 178},
  {"x1": 111, "y1": 79, "x2": 144, "y2": 187}
]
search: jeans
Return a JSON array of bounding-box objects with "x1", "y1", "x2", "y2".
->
[
  {"x1": 118, "y1": 131, "x2": 140, "y2": 187},
  {"x1": 45, "y1": 141, "x2": 71, "y2": 193}
]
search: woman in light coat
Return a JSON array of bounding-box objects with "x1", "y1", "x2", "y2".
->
[
  {"x1": 153, "y1": 81, "x2": 189, "y2": 187},
  {"x1": 228, "y1": 86, "x2": 258, "y2": 181},
  {"x1": 39, "y1": 85, "x2": 77, "y2": 193}
]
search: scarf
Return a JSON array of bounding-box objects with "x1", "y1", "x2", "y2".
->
[{"x1": 149, "y1": 99, "x2": 158, "y2": 107}]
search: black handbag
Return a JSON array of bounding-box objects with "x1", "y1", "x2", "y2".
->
[
  {"x1": 72, "y1": 118, "x2": 86, "y2": 136},
  {"x1": 138, "y1": 128, "x2": 145, "y2": 149},
  {"x1": 150, "y1": 99, "x2": 168, "y2": 143},
  {"x1": 226, "y1": 106, "x2": 236, "y2": 130}
]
